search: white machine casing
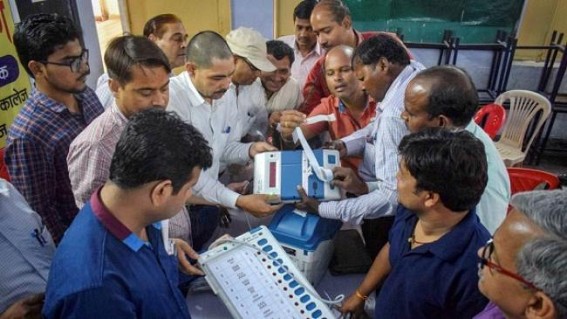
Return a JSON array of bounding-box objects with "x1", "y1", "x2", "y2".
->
[
  {"x1": 253, "y1": 149, "x2": 341, "y2": 202},
  {"x1": 198, "y1": 226, "x2": 334, "y2": 319}
]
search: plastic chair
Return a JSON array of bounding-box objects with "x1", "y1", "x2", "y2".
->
[
  {"x1": 494, "y1": 90, "x2": 551, "y2": 166},
  {"x1": 0, "y1": 148, "x2": 10, "y2": 181},
  {"x1": 507, "y1": 167, "x2": 560, "y2": 195},
  {"x1": 474, "y1": 103, "x2": 507, "y2": 140}
]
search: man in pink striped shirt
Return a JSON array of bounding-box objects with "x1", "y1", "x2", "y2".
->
[{"x1": 67, "y1": 35, "x2": 196, "y2": 244}]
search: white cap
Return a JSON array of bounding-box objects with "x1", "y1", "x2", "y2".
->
[{"x1": 226, "y1": 27, "x2": 276, "y2": 72}]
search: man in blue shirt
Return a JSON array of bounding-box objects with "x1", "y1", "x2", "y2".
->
[
  {"x1": 341, "y1": 128, "x2": 490, "y2": 318},
  {"x1": 43, "y1": 109, "x2": 213, "y2": 318}
]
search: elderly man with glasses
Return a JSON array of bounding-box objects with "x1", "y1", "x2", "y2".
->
[{"x1": 475, "y1": 189, "x2": 567, "y2": 319}]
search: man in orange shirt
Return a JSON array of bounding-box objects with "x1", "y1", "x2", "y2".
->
[
  {"x1": 300, "y1": 0, "x2": 407, "y2": 114},
  {"x1": 280, "y1": 45, "x2": 376, "y2": 172}
]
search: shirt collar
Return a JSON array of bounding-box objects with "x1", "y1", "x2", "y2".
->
[
  {"x1": 90, "y1": 187, "x2": 160, "y2": 252},
  {"x1": 293, "y1": 39, "x2": 324, "y2": 58},
  {"x1": 405, "y1": 207, "x2": 481, "y2": 262},
  {"x1": 110, "y1": 100, "x2": 129, "y2": 124},
  {"x1": 336, "y1": 95, "x2": 373, "y2": 114},
  {"x1": 181, "y1": 71, "x2": 206, "y2": 107},
  {"x1": 32, "y1": 87, "x2": 79, "y2": 114}
]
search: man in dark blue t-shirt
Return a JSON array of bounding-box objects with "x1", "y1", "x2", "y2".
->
[
  {"x1": 341, "y1": 128, "x2": 490, "y2": 319},
  {"x1": 43, "y1": 109, "x2": 213, "y2": 319}
]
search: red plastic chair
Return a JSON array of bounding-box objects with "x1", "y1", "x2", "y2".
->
[
  {"x1": 474, "y1": 103, "x2": 507, "y2": 140},
  {"x1": 507, "y1": 167, "x2": 560, "y2": 195},
  {"x1": 0, "y1": 148, "x2": 10, "y2": 181}
]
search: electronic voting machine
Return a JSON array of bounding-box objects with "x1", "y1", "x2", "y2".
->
[
  {"x1": 254, "y1": 149, "x2": 341, "y2": 202},
  {"x1": 198, "y1": 226, "x2": 335, "y2": 319}
]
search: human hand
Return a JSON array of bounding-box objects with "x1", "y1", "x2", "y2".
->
[
  {"x1": 339, "y1": 292, "x2": 367, "y2": 318},
  {"x1": 0, "y1": 293, "x2": 44, "y2": 319},
  {"x1": 236, "y1": 194, "x2": 283, "y2": 218},
  {"x1": 249, "y1": 142, "x2": 278, "y2": 158},
  {"x1": 227, "y1": 180, "x2": 250, "y2": 195},
  {"x1": 323, "y1": 139, "x2": 347, "y2": 158},
  {"x1": 279, "y1": 110, "x2": 306, "y2": 140},
  {"x1": 208, "y1": 234, "x2": 234, "y2": 250},
  {"x1": 332, "y1": 167, "x2": 368, "y2": 195},
  {"x1": 295, "y1": 186, "x2": 321, "y2": 214},
  {"x1": 173, "y1": 238, "x2": 204, "y2": 276},
  {"x1": 269, "y1": 111, "x2": 283, "y2": 127}
]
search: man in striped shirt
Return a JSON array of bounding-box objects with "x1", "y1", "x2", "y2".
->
[
  {"x1": 297, "y1": 35, "x2": 425, "y2": 259},
  {"x1": 5, "y1": 14, "x2": 104, "y2": 243}
]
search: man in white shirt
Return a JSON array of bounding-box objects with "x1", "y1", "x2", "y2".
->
[
  {"x1": 278, "y1": 0, "x2": 323, "y2": 90},
  {"x1": 168, "y1": 31, "x2": 282, "y2": 250},
  {"x1": 225, "y1": 27, "x2": 276, "y2": 141}
]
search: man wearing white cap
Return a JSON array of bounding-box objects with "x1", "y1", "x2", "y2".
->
[
  {"x1": 167, "y1": 31, "x2": 282, "y2": 250},
  {"x1": 225, "y1": 27, "x2": 276, "y2": 140}
]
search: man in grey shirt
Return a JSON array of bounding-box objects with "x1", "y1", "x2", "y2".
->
[{"x1": 0, "y1": 179, "x2": 55, "y2": 318}]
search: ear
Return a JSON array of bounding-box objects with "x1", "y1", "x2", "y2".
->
[
  {"x1": 150, "y1": 180, "x2": 173, "y2": 208},
  {"x1": 341, "y1": 15, "x2": 352, "y2": 29},
  {"x1": 437, "y1": 115, "x2": 453, "y2": 128},
  {"x1": 28, "y1": 61, "x2": 44, "y2": 77},
  {"x1": 185, "y1": 62, "x2": 197, "y2": 75},
  {"x1": 108, "y1": 78, "x2": 121, "y2": 96},
  {"x1": 525, "y1": 291, "x2": 557, "y2": 319},
  {"x1": 377, "y1": 57, "x2": 389, "y2": 72},
  {"x1": 147, "y1": 33, "x2": 158, "y2": 42},
  {"x1": 423, "y1": 191, "x2": 439, "y2": 208}
]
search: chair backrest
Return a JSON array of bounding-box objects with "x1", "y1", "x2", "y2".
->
[
  {"x1": 507, "y1": 167, "x2": 560, "y2": 195},
  {"x1": 496, "y1": 90, "x2": 551, "y2": 151},
  {"x1": 474, "y1": 103, "x2": 507, "y2": 140},
  {"x1": 0, "y1": 148, "x2": 10, "y2": 181}
]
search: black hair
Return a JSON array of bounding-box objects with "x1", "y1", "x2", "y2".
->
[
  {"x1": 105, "y1": 35, "x2": 171, "y2": 85},
  {"x1": 352, "y1": 34, "x2": 410, "y2": 67},
  {"x1": 414, "y1": 66, "x2": 479, "y2": 127},
  {"x1": 143, "y1": 13, "x2": 182, "y2": 38},
  {"x1": 398, "y1": 128, "x2": 488, "y2": 212},
  {"x1": 294, "y1": 0, "x2": 318, "y2": 20},
  {"x1": 266, "y1": 40, "x2": 295, "y2": 65},
  {"x1": 109, "y1": 109, "x2": 212, "y2": 194},
  {"x1": 14, "y1": 13, "x2": 82, "y2": 78},
  {"x1": 185, "y1": 31, "x2": 232, "y2": 68}
]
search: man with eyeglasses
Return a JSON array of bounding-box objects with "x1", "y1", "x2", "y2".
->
[
  {"x1": 340, "y1": 128, "x2": 490, "y2": 319},
  {"x1": 475, "y1": 189, "x2": 567, "y2": 319},
  {"x1": 5, "y1": 14, "x2": 104, "y2": 243}
]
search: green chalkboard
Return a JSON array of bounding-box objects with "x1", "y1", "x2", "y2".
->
[{"x1": 345, "y1": 0, "x2": 525, "y2": 43}]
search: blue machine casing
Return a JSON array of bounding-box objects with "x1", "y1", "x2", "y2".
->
[
  {"x1": 268, "y1": 205, "x2": 342, "y2": 251},
  {"x1": 254, "y1": 149, "x2": 341, "y2": 202},
  {"x1": 268, "y1": 204, "x2": 342, "y2": 285}
]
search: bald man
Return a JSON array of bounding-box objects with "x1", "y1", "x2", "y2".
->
[
  {"x1": 280, "y1": 45, "x2": 376, "y2": 172},
  {"x1": 301, "y1": 0, "x2": 408, "y2": 114},
  {"x1": 400, "y1": 66, "x2": 510, "y2": 234}
]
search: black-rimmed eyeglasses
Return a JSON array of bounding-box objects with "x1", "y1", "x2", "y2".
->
[{"x1": 39, "y1": 49, "x2": 89, "y2": 73}]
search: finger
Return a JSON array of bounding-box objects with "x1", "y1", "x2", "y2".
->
[
  {"x1": 175, "y1": 239, "x2": 200, "y2": 260},
  {"x1": 332, "y1": 179, "x2": 347, "y2": 189},
  {"x1": 180, "y1": 260, "x2": 205, "y2": 276},
  {"x1": 296, "y1": 185, "x2": 308, "y2": 200},
  {"x1": 267, "y1": 202, "x2": 283, "y2": 214},
  {"x1": 24, "y1": 293, "x2": 45, "y2": 306}
]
